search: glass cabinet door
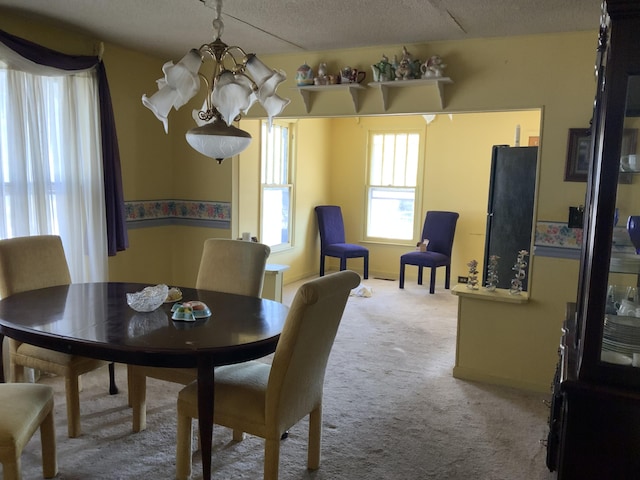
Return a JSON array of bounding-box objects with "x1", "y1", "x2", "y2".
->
[
  {"x1": 603, "y1": 75, "x2": 640, "y2": 368},
  {"x1": 576, "y1": 3, "x2": 640, "y2": 388}
]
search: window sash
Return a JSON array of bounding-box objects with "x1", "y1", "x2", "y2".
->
[
  {"x1": 261, "y1": 121, "x2": 293, "y2": 249},
  {"x1": 366, "y1": 131, "x2": 421, "y2": 243}
]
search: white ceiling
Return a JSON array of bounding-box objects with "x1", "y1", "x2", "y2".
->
[{"x1": 0, "y1": 0, "x2": 601, "y2": 60}]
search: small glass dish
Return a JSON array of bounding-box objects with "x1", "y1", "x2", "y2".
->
[
  {"x1": 126, "y1": 284, "x2": 169, "y2": 312},
  {"x1": 171, "y1": 301, "x2": 211, "y2": 319},
  {"x1": 171, "y1": 305, "x2": 196, "y2": 322}
]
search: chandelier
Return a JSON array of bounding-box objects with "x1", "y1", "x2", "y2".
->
[{"x1": 142, "y1": 0, "x2": 290, "y2": 163}]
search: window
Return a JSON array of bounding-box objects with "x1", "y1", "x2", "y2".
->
[
  {"x1": 0, "y1": 58, "x2": 107, "y2": 281},
  {"x1": 366, "y1": 131, "x2": 421, "y2": 242},
  {"x1": 261, "y1": 121, "x2": 293, "y2": 250}
]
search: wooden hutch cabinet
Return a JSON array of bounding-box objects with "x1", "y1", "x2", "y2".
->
[{"x1": 547, "y1": 1, "x2": 640, "y2": 478}]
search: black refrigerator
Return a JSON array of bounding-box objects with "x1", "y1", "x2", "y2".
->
[{"x1": 482, "y1": 145, "x2": 538, "y2": 291}]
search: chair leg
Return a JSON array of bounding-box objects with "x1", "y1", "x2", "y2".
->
[
  {"x1": 65, "y1": 375, "x2": 82, "y2": 438},
  {"x1": 340, "y1": 257, "x2": 347, "y2": 271},
  {"x1": 264, "y1": 438, "x2": 280, "y2": 480},
  {"x1": 445, "y1": 265, "x2": 451, "y2": 290},
  {"x1": 108, "y1": 362, "x2": 118, "y2": 395},
  {"x1": 319, "y1": 254, "x2": 325, "y2": 277},
  {"x1": 429, "y1": 267, "x2": 436, "y2": 294},
  {"x1": 308, "y1": 405, "x2": 322, "y2": 470},
  {"x1": 127, "y1": 365, "x2": 134, "y2": 407},
  {"x1": 233, "y1": 429, "x2": 245, "y2": 442},
  {"x1": 175, "y1": 413, "x2": 193, "y2": 480},
  {"x1": 399, "y1": 262, "x2": 405, "y2": 289},
  {"x1": 3, "y1": 453, "x2": 20, "y2": 480},
  {"x1": 130, "y1": 366, "x2": 147, "y2": 432},
  {"x1": 363, "y1": 254, "x2": 369, "y2": 280},
  {"x1": 40, "y1": 404, "x2": 58, "y2": 478},
  {"x1": 417, "y1": 266, "x2": 423, "y2": 285}
]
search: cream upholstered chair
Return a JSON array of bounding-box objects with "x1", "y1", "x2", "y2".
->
[
  {"x1": 0, "y1": 235, "x2": 113, "y2": 438},
  {"x1": 175, "y1": 269, "x2": 360, "y2": 480},
  {"x1": 128, "y1": 238, "x2": 271, "y2": 432},
  {"x1": 0, "y1": 383, "x2": 57, "y2": 479}
]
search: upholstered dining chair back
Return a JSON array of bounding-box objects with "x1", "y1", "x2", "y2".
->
[
  {"x1": 421, "y1": 210, "x2": 459, "y2": 257},
  {"x1": 314, "y1": 205, "x2": 369, "y2": 279},
  {"x1": 0, "y1": 235, "x2": 112, "y2": 438},
  {"x1": 0, "y1": 383, "x2": 57, "y2": 479},
  {"x1": 0, "y1": 235, "x2": 71, "y2": 298},
  {"x1": 399, "y1": 211, "x2": 459, "y2": 294},
  {"x1": 195, "y1": 238, "x2": 271, "y2": 296},
  {"x1": 265, "y1": 269, "x2": 360, "y2": 431},
  {"x1": 175, "y1": 270, "x2": 361, "y2": 480},
  {"x1": 315, "y1": 205, "x2": 347, "y2": 247},
  {"x1": 129, "y1": 237, "x2": 271, "y2": 433}
]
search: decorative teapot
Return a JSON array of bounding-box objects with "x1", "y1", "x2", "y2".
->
[
  {"x1": 421, "y1": 55, "x2": 447, "y2": 78},
  {"x1": 296, "y1": 62, "x2": 314, "y2": 86},
  {"x1": 371, "y1": 54, "x2": 395, "y2": 82},
  {"x1": 341, "y1": 66, "x2": 366, "y2": 84}
]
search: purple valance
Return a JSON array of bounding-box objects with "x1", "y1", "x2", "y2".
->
[{"x1": 0, "y1": 28, "x2": 128, "y2": 256}]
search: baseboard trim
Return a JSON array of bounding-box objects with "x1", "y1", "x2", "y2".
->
[{"x1": 452, "y1": 366, "x2": 550, "y2": 394}]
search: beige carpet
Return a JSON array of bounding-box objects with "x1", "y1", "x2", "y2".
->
[{"x1": 18, "y1": 276, "x2": 554, "y2": 480}]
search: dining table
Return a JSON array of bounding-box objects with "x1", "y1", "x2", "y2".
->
[{"x1": 0, "y1": 281, "x2": 289, "y2": 480}]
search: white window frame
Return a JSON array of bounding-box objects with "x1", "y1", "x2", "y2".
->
[
  {"x1": 260, "y1": 120, "x2": 295, "y2": 251},
  {"x1": 365, "y1": 129, "x2": 424, "y2": 244}
]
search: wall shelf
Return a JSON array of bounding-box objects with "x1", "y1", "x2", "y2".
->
[
  {"x1": 293, "y1": 84, "x2": 365, "y2": 113},
  {"x1": 369, "y1": 77, "x2": 453, "y2": 110}
]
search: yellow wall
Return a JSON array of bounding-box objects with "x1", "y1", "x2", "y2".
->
[
  {"x1": 323, "y1": 111, "x2": 541, "y2": 282},
  {"x1": 237, "y1": 118, "x2": 333, "y2": 282},
  {"x1": 1, "y1": 10, "x2": 599, "y2": 391}
]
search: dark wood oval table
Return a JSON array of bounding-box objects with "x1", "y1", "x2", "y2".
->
[{"x1": 0, "y1": 282, "x2": 289, "y2": 480}]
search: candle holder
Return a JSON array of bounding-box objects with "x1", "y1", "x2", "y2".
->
[{"x1": 509, "y1": 250, "x2": 529, "y2": 295}]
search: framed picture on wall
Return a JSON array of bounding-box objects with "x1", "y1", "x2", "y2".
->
[
  {"x1": 564, "y1": 128, "x2": 591, "y2": 182},
  {"x1": 564, "y1": 127, "x2": 638, "y2": 182}
]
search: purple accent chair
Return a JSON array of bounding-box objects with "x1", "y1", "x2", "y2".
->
[
  {"x1": 315, "y1": 205, "x2": 369, "y2": 279},
  {"x1": 399, "y1": 211, "x2": 459, "y2": 294}
]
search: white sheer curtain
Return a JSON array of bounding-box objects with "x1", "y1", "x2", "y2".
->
[{"x1": 0, "y1": 45, "x2": 107, "y2": 282}]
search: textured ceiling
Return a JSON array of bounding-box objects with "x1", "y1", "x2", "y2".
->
[{"x1": 0, "y1": 0, "x2": 602, "y2": 60}]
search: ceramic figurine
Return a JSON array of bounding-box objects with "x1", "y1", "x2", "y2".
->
[
  {"x1": 395, "y1": 46, "x2": 421, "y2": 80},
  {"x1": 395, "y1": 58, "x2": 413, "y2": 80},
  {"x1": 296, "y1": 62, "x2": 314, "y2": 86},
  {"x1": 317, "y1": 62, "x2": 328, "y2": 78},
  {"x1": 314, "y1": 62, "x2": 328, "y2": 85}
]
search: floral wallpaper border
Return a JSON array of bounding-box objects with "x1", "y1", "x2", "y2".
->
[
  {"x1": 534, "y1": 221, "x2": 582, "y2": 249},
  {"x1": 125, "y1": 200, "x2": 231, "y2": 229}
]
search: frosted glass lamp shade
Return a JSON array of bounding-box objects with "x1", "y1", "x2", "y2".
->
[
  {"x1": 261, "y1": 94, "x2": 291, "y2": 127},
  {"x1": 142, "y1": 49, "x2": 202, "y2": 132},
  {"x1": 185, "y1": 121, "x2": 252, "y2": 162},
  {"x1": 212, "y1": 72, "x2": 255, "y2": 126}
]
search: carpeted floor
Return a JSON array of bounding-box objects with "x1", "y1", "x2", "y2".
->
[{"x1": 18, "y1": 276, "x2": 554, "y2": 480}]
